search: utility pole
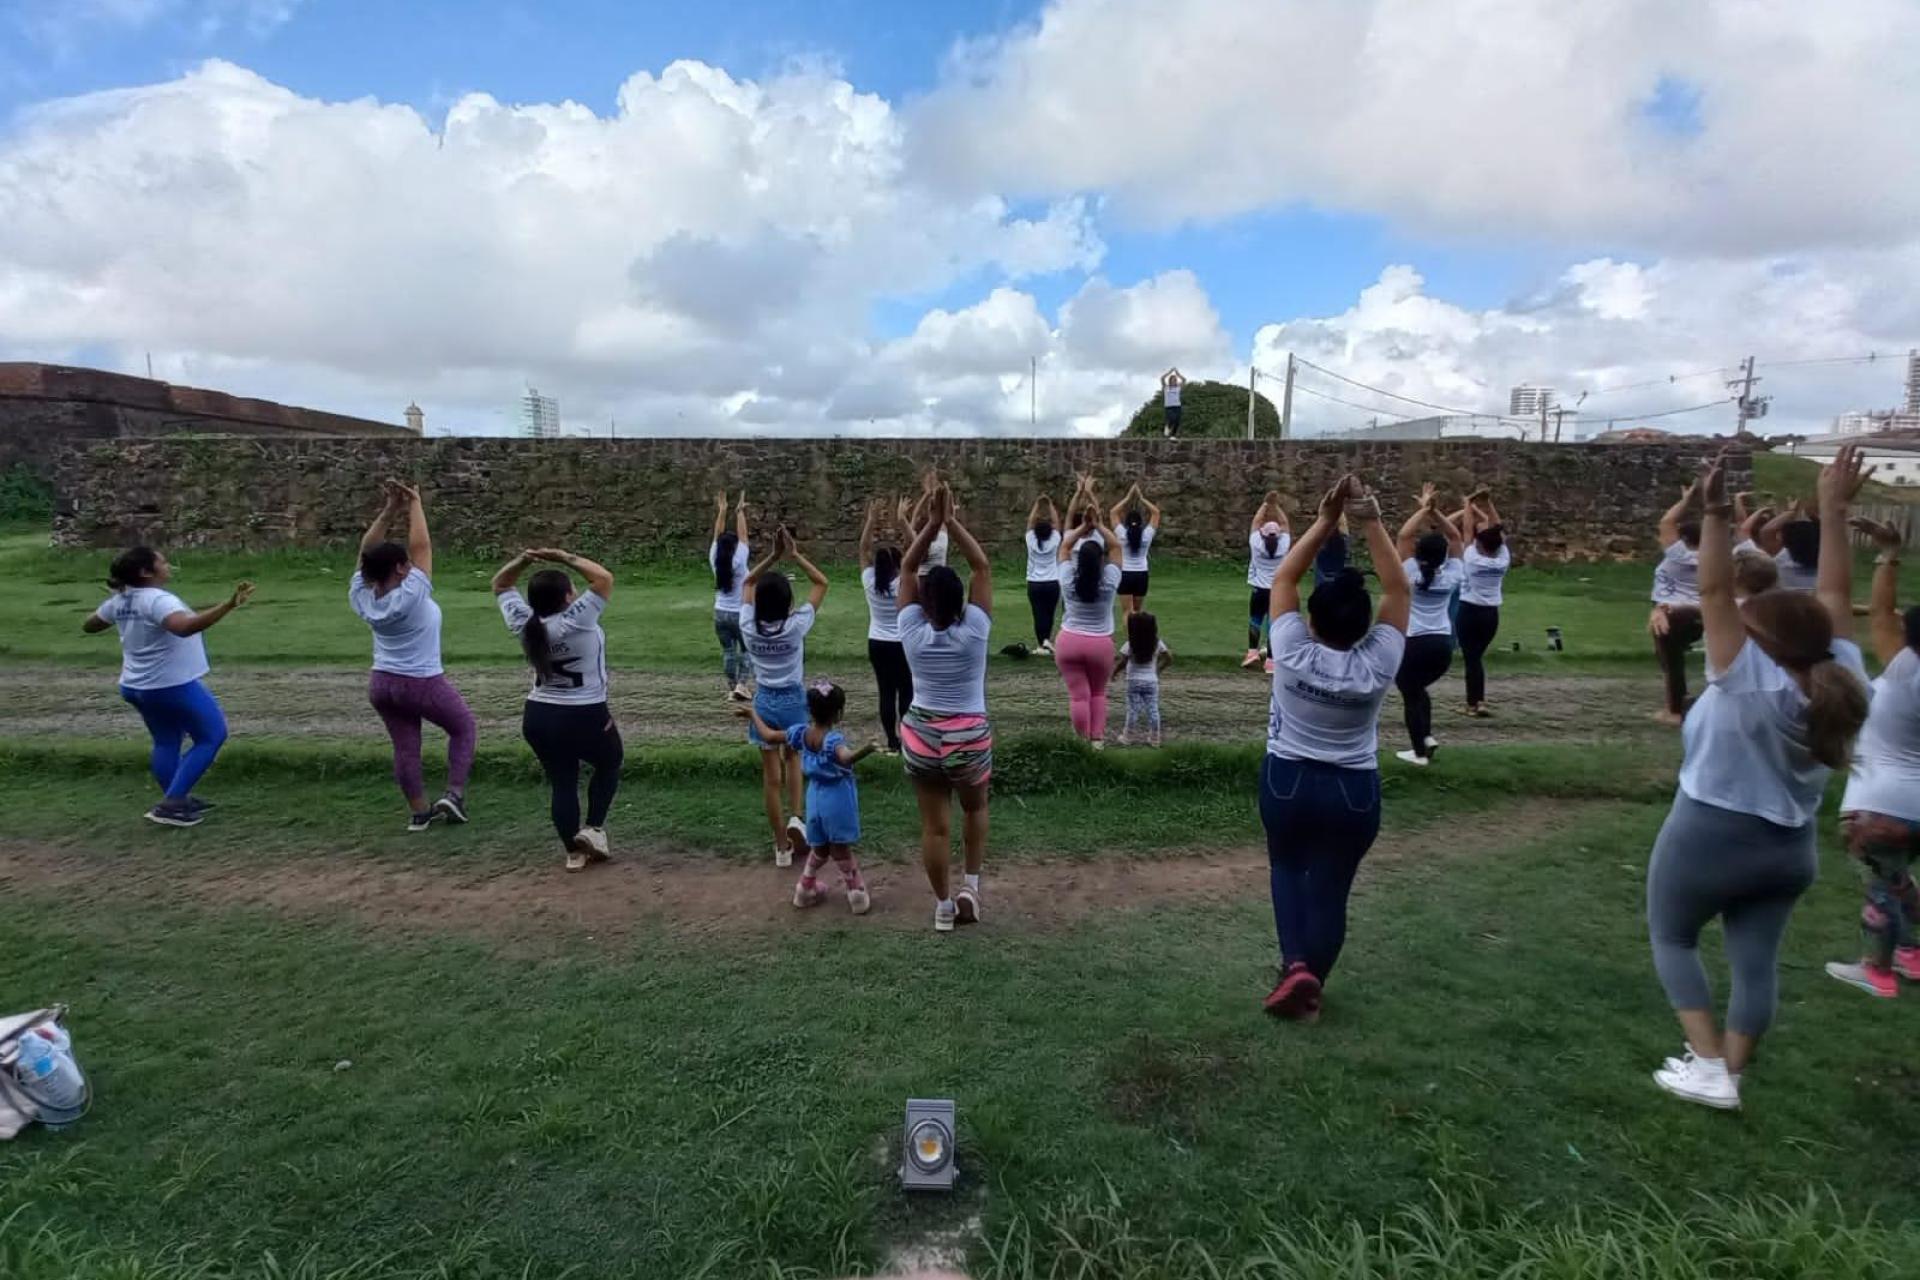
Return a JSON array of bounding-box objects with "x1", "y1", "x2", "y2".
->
[
  {"x1": 1029, "y1": 355, "x2": 1036, "y2": 427},
  {"x1": 1729, "y1": 355, "x2": 1768, "y2": 435},
  {"x1": 1279, "y1": 353, "x2": 1296, "y2": 441},
  {"x1": 1246, "y1": 366, "x2": 1257, "y2": 440},
  {"x1": 1551, "y1": 407, "x2": 1567, "y2": 443},
  {"x1": 1538, "y1": 396, "x2": 1549, "y2": 444}
]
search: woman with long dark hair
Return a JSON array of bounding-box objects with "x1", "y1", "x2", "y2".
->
[
  {"x1": 711, "y1": 491, "x2": 751, "y2": 701},
  {"x1": 1108, "y1": 482, "x2": 1162, "y2": 615},
  {"x1": 1023, "y1": 494, "x2": 1063, "y2": 653},
  {"x1": 1455, "y1": 487, "x2": 1510, "y2": 718},
  {"x1": 1259, "y1": 475, "x2": 1410, "y2": 1020},
  {"x1": 897, "y1": 484, "x2": 995, "y2": 931},
  {"x1": 1392, "y1": 484, "x2": 1464, "y2": 766},
  {"x1": 82, "y1": 547, "x2": 254, "y2": 827},
  {"x1": 1055, "y1": 474, "x2": 1124, "y2": 747},
  {"x1": 492, "y1": 548, "x2": 622, "y2": 872},
  {"x1": 350, "y1": 481, "x2": 477, "y2": 832},
  {"x1": 741, "y1": 526, "x2": 830, "y2": 867},
  {"x1": 1244, "y1": 491, "x2": 1291, "y2": 673},
  {"x1": 1645, "y1": 447, "x2": 1871, "y2": 1110},
  {"x1": 860, "y1": 498, "x2": 913, "y2": 754}
]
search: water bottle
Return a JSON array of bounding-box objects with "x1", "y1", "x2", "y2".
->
[{"x1": 13, "y1": 1025, "x2": 86, "y2": 1114}]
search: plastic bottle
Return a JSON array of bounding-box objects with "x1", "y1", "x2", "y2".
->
[{"x1": 13, "y1": 1024, "x2": 86, "y2": 1114}]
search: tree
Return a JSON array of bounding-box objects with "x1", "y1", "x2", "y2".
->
[{"x1": 1122, "y1": 380, "x2": 1282, "y2": 439}]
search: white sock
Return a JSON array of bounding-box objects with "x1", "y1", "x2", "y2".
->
[
  {"x1": 964, "y1": 874, "x2": 980, "y2": 893},
  {"x1": 938, "y1": 897, "x2": 955, "y2": 912}
]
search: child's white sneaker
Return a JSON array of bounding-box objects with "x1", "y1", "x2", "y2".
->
[
  {"x1": 933, "y1": 899, "x2": 957, "y2": 932},
  {"x1": 847, "y1": 887, "x2": 871, "y2": 915},
  {"x1": 774, "y1": 843, "x2": 793, "y2": 869}
]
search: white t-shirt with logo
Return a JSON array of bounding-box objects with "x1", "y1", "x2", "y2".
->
[
  {"x1": 96, "y1": 588, "x2": 208, "y2": 690},
  {"x1": 1060, "y1": 562, "x2": 1122, "y2": 637},
  {"x1": 898, "y1": 602, "x2": 991, "y2": 715},
  {"x1": 1120, "y1": 525, "x2": 1157, "y2": 573},
  {"x1": 738, "y1": 600, "x2": 816, "y2": 689},
  {"x1": 1265, "y1": 612, "x2": 1406, "y2": 770},
  {"x1": 1651, "y1": 541, "x2": 1701, "y2": 606},
  {"x1": 1024, "y1": 529, "x2": 1062, "y2": 582},
  {"x1": 1774, "y1": 550, "x2": 1819, "y2": 593},
  {"x1": 498, "y1": 589, "x2": 610, "y2": 706},
  {"x1": 711, "y1": 540, "x2": 751, "y2": 613},
  {"x1": 861, "y1": 566, "x2": 901, "y2": 642},
  {"x1": 1120, "y1": 639, "x2": 1171, "y2": 690},
  {"x1": 1403, "y1": 557, "x2": 1466, "y2": 638},
  {"x1": 1679, "y1": 637, "x2": 1870, "y2": 828},
  {"x1": 1247, "y1": 529, "x2": 1292, "y2": 589},
  {"x1": 1460, "y1": 543, "x2": 1511, "y2": 607},
  {"x1": 1843, "y1": 646, "x2": 1920, "y2": 823},
  {"x1": 349, "y1": 570, "x2": 444, "y2": 678}
]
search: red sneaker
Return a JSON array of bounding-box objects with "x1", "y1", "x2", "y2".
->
[
  {"x1": 1263, "y1": 962, "x2": 1322, "y2": 1019},
  {"x1": 1893, "y1": 947, "x2": 1920, "y2": 982}
]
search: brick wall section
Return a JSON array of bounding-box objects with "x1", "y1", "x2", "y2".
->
[{"x1": 51, "y1": 435, "x2": 1745, "y2": 560}]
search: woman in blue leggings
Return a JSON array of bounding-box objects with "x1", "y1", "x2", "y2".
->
[{"x1": 82, "y1": 547, "x2": 254, "y2": 828}]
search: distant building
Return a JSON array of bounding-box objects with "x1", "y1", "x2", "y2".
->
[
  {"x1": 1906, "y1": 348, "x2": 1919, "y2": 414},
  {"x1": 1834, "y1": 408, "x2": 1920, "y2": 436},
  {"x1": 1509, "y1": 384, "x2": 1555, "y2": 417},
  {"x1": 1593, "y1": 426, "x2": 1677, "y2": 444},
  {"x1": 517, "y1": 387, "x2": 560, "y2": 439},
  {"x1": 1788, "y1": 432, "x2": 1920, "y2": 486},
  {"x1": 1321, "y1": 414, "x2": 1527, "y2": 442},
  {"x1": 404, "y1": 402, "x2": 425, "y2": 434}
]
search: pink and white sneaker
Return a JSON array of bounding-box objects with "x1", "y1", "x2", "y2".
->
[
  {"x1": 1894, "y1": 947, "x2": 1920, "y2": 982},
  {"x1": 1241, "y1": 648, "x2": 1262, "y2": 669},
  {"x1": 1826, "y1": 960, "x2": 1898, "y2": 998},
  {"x1": 793, "y1": 880, "x2": 827, "y2": 909},
  {"x1": 955, "y1": 884, "x2": 982, "y2": 925},
  {"x1": 1262, "y1": 658, "x2": 1275, "y2": 676}
]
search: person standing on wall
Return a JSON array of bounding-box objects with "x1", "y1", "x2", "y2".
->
[
  {"x1": 859, "y1": 498, "x2": 912, "y2": 755},
  {"x1": 1392, "y1": 484, "x2": 1465, "y2": 767},
  {"x1": 82, "y1": 547, "x2": 253, "y2": 828},
  {"x1": 1245, "y1": 491, "x2": 1291, "y2": 674},
  {"x1": 1259, "y1": 475, "x2": 1410, "y2": 1020},
  {"x1": 1023, "y1": 493, "x2": 1063, "y2": 654},
  {"x1": 1648, "y1": 482, "x2": 1705, "y2": 726},
  {"x1": 1055, "y1": 474, "x2": 1125, "y2": 748},
  {"x1": 1644, "y1": 447, "x2": 1871, "y2": 1111},
  {"x1": 711, "y1": 491, "x2": 752, "y2": 702},
  {"x1": 1109, "y1": 481, "x2": 1162, "y2": 615},
  {"x1": 1455, "y1": 486, "x2": 1510, "y2": 718},
  {"x1": 1160, "y1": 368, "x2": 1186, "y2": 438},
  {"x1": 740, "y1": 526, "x2": 830, "y2": 868},
  {"x1": 350, "y1": 481, "x2": 477, "y2": 832}
]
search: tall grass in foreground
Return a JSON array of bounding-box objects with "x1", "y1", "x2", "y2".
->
[{"x1": 6, "y1": 1188, "x2": 1915, "y2": 1279}]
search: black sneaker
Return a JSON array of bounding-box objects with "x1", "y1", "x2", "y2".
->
[
  {"x1": 406, "y1": 810, "x2": 438, "y2": 832},
  {"x1": 146, "y1": 801, "x2": 203, "y2": 828},
  {"x1": 185, "y1": 795, "x2": 217, "y2": 814},
  {"x1": 432, "y1": 793, "x2": 469, "y2": 825}
]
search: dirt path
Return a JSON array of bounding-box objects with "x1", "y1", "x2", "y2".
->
[
  {"x1": 0, "y1": 665, "x2": 1667, "y2": 749},
  {"x1": 0, "y1": 801, "x2": 1597, "y2": 948}
]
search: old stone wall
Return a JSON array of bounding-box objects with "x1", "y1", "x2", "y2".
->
[{"x1": 52, "y1": 435, "x2": 1742, "y2": 560}]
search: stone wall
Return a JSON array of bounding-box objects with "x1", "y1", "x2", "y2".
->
[
  {"x1": 52, "y1": 436, "x2": 1741, "y2": 560},
  {"x1": 1, "y1": 362, "x2": 414, "y2": 479}
]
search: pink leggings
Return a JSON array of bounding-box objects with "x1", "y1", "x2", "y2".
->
[
  {"x1": 1054, "y1": 629, "x2": 1115, "y2": 741},
  {"x1": 368, "y1": 671, "x2": 476, "y2": 800}
]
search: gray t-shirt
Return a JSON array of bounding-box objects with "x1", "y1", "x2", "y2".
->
[
  {"x1": 1265, "y1": 612, "x2": 1406, "y2": 770},
  {"x1": 498, "y1": 589, "x2": 609, "y2": 706},
  {"x1": 898, "y1": 603, "x2": 991, "y2": 715},
  {"x1": 738, "y1": 601, "x2": 816, "y2": 689}
]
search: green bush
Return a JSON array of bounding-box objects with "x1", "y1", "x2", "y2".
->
[
  {"x1": 0, "y1": 463, "x2": 53, "y2": 524},
  {"x1": 1123, "y1": 380, "x2": 1281, "y2": 439}
]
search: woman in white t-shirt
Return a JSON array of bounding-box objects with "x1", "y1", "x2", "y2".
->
[
  {"x1": 1648, "y1": 480, "x2": 1705, "y2": 723},
  {"x1": 1259, "y1": 476, "x2": 1409, "y2": 1021},
  {"x1": 1824, "y1": 517, "x2": 1920, "y2": 999},
  {"x1": 1055, "y1": 474, "x2": 1125, "y2": 747},
  {"x1": 859, "y1": 498, "x2": 912, "y2": 754},
  {"x1": 901, "y1": 471, "x2": 950, "y2": 576},
  {"x1": 740, "y1": 526, "x2": 830, "y2": 868},
  {"x1": 81, "y1": 546, "x2": 254, "y2": 828},
  {"x1": 1645, "y1": 449, "x2": 1871, "y2": 1112},
  {"x1": 1244, "y1": 491, "x2": 1291, "y2": 672},
  {"x1": 350, "y1": 482, "x2": 478, "y2": 832},
  {"x1": 1108, "y1": 481, "x2": 1162, "y2": 615},
  {"x1": 1455, "y1": 487, "x2": 1511, "y2": 718},
  {"x1": 897, "y1": 485, "x2": 995, "y2": 932},
  {"x1": 492, "y1": 548, "x2": 620, "y2": 873},
  {"x1": 710, "y1": 491, "x2": 752, "y2": 701},
  {"x1": 1391, "y1": 485, "x2": 1465, "y2": 766},
  {"x1": 1022, "y1": 494, "x2": 1063, "y2": 654}
]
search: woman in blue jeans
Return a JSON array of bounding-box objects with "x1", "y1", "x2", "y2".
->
[{"x1": 1259, "y1": 475, "x2": 1410, "y2": 1020}]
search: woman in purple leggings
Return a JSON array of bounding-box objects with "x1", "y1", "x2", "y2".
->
[{"x1": 350, "y1": 481, "x2": 477, "y2": 832}]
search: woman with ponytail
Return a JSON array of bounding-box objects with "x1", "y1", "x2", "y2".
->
[
  {"x1": 711, "y1": 491, "x2": 751, "y2": 701},
  {"x1": 1645, "y1": 446, "x2": 1873, "y2": 1111},
  {"x1": 1244, "y1": 491, "x2": 1291, "y2": 673},
  {"x1": 860, "y1": 498, "x2": 913, "y2": 754},
  {"x1": 1108, "y1": 482, "x2": 1162, "y2": 614},
  {"x1": 1023, "y1": 494, "x2": 1063, "y2": 653},
  {"x1": 492, "y1": 548, "x2": 621, "y2": 873},
  {"x1": 1055, "y1": 473, "x2": 1124, "y2": 747},
  {"x1": 1455, "y1": 486, "x2": 1510, "y2": 717},
  {"x1": 82, "y1": 547, "x2": 254, "y2": 827},
  {"x1": 1391, "y1": 484, "x2": 1465, "y2": 766}
]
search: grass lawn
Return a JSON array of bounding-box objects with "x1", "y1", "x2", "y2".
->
[{"x1": 4, "y1": 527, "x2": 1920, "y2": 1277}]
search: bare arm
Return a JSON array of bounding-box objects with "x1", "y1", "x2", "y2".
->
[
  {"x1": 392, "y1": 483, "x2": 432, "y2": 579},
  {"x1": 1156, "y1": 644, "x2": 1172, "y2": 673},
  {"x1": 946, "y1": 506, "x2": 993, "y2": 616},
  {"x1": 1431, "y1": 506, "x2": 1465, "y2": 557},
  {"x1": 836, "y1": 741, "x2": 879, "y2": 767},
  {"x1": 1853, "y1": 519, "x2": 1904, "y2": 664},
  {"x1": 491, "y1": 550, "x2": 535, "y2": 595},
  {"x1": 162, "y1": 582, "x2": 256, "y2": 637},
  {"x1": 712, "y1": 492, "x2": 727, "y2": 541},
  {"x1": 359, "y1": 491, "x2": 399, "y2": 555},
  {"x1": 544, "y1": 549, "x2": 614, "y2": 601},
  {"x1": 790, "y1": 542, "x2": 829, "y2": 611},
  {"x1": 1111, "y1": 648, "x2": 1129, "y2": 680},
  {"x1": 1356, "y1": 498, "x2": 1410, "y2": 635},
  {"x1": 1395, "y1": 504, "x2": 1429, "y2": 560},
  {"x1": 81, "y1": 610, "x2": 112, "y2": 634},
  {"x1": 1027, "y1": 495, "x2": 1045, "y2": 527},
  {"x1": 1657, "y1": 483, "x2": 1695, "y2": 549},
  {"x1": 1738, "y1": 505, "x2": 1773, "y2": 547},
  {"x1": 1816, "y1": 445, "x2": 1870, "y2": 642},
  {"x1": 1141, "y1": 492, "x2": 1162, "y2": 530},
  {"x1": 1757, "y1": 506, "x2": 1795, "y2": 556},
  {"x1": 734, "y1": 493, "x2": 749, "y2": 543},
  {"x1": 1272, "y1": 479, "x2": 1349, "y2": 620},
  {"x1": 735, "y1": 704, "x2": 782, "y2": 745},
  {"x1": 741, "y1": 540, "x2": 781, "y2": 608},
  {"x1": 859, "y1": 500, "x2": 878, "y2": 567},
  {"x1": 1477, "y1": 495, "x2": 1503, "y2": 527},
  {"x1": 898, "y1": 502, "x2": 945, "y2": 612},
  {"x1": 1697, "y1": 459, "x2": 1746, "y2": 671}
]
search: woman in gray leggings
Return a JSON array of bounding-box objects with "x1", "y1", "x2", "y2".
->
[{"x1": 1645, "y1": 446, "x2": 1873, "y2": 1111}]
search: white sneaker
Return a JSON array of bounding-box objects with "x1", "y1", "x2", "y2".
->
[
  {"x1": 1652, "y1": 1051, "x2": 1741, "y2": 1110},
  {"x1": 1116, "y1": 731, "x2": 1131, "y2": 746},
  {"x1": 729, "y1": 683, "x2": 751, "y2": 702},
  {"x1": 1423, "y1": 736, "x2": 1440, "y2": 755},
  {"x1": 577, "y1": 826, "x2": 611, "y2": 860},
  {"x1": 956, "y1": 885, "x2": 982, "y2": 925},
  {"x1": 847, "y1": 887, "x2": 871, "y2": 915},
  {"x1": 934, "y1": 900, "x2": 957, "y2": 932},
  {"x1": 1241, "y1": 648, "x2": 1262, "y2": 669},
  {"x1": 1039, "y1": 640, "x2": 1054, "y2": 655},
  {"x1": 774, "y1": 843, "x2": 793, "y2": 869},
  {"x1": 784, "y1": 817, "x2": 807, "y2": 867},
  {"x1": 1089, "y1": 739, "x2": 1105, "y2": 752},
  {"x1": 1394, "y1": 750, "x2": 1429, "y2": 767}
]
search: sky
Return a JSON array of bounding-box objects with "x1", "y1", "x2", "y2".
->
[{"x1": 2, "y1": 0, "x2": 1918, "y2": 439}]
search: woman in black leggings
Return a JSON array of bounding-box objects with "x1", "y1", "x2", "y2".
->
[
  {"x1": 1455, "y1": 488, "x2": 1510, "y2": 717},
  {"x1": 1023, "y1": 494, "x2": 1063, "y2": 653},
  {"x1": 1392, "y1": 484, "x2": 1464, "y2": 765},
  {"x1": 492, "y1": 547, "x2": 624, "y2": 873},
  {"x1": 860, "y1": 498, "x2": 913, "y2": 753}
]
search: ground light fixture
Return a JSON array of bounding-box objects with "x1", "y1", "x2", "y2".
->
[{"x1": 900, "y1": 1098, "x2": 957, "y2": 1191}]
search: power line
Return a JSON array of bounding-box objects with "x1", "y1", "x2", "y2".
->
[
  {"x1": 1290, "y1": 355, "x2": 1534, "y2": 423},
  {"x1": 1600, "y1": 396, "x2": 1735, "y2": 424}
]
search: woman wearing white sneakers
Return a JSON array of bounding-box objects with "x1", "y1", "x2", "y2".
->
[
  {"x1": 1244, "y1": 492, "x2": 1291, "y2": 674},
  {"x1": 1392, "y1": 485, "x2": 1465, "y2": 766},
  {"x1": 1109, "y1": 481, "x2": 1162, "y2": 615},
  {"x1": 1023, "y1": 494, "x2": 1063, "y2": 654},
  {"x1": 1645, "y1": 448, "x2": 1871, "y2": 1111}
]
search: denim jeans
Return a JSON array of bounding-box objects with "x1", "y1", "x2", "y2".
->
[{"x1": 1259, "y1": 754, "x2": 1382, "y2": 979}]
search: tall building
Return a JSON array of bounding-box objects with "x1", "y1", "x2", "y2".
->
[
  {"x1": 517, "y1": 387, "x2": 560, "y2": 439},
  {"x1": 403, "y1": 402, "x2": 425, "y2": 435},
  {"x1": 1509, "y1": 384, "x2": 1555, "y2": 417},
  {"x1": 1905, "y1": 348, "x2": 1919, "y2": 414}
]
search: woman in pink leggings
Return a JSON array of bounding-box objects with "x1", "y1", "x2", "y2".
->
[
  {"x1": 349, "y1": 482, "x2": 477, "y2": 832},
  {"x1": 1054, "y1": 475, "x2": 1124, "y2": 748}
]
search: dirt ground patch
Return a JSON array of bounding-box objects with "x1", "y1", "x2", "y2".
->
[{"x1": 0, "y1": 801, "x2": 1596, "y2": 948}]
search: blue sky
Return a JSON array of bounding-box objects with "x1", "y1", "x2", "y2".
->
[{"x1": 3, "y1": 0, "x2": 1915, "y2": 437}]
